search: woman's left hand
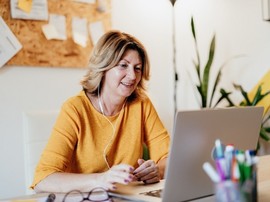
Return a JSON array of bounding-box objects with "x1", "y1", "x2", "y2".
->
[{"x1": 133, "y1": 159, "x2": 160, "y2": 184}]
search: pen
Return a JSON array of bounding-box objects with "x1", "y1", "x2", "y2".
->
[
  {"x1": 46, "y1": 193, "x2": 56, "y2": 202},
  {"x1": 203, "y1": 162, "x2": 221, "y2": 183},
  {"x1": 231, "y1": 151, "x2": 240, "y2": 182},
  {"x1": 236, "y1": 150, "x2": 245, "y2": 183},
  {"x1": 214, "y1": 139, "x2": 226, "y2": 181},
  {"x1": 215, "y1": 139, "x2": 224, "y2": 158},
  {"x1": 215, "y1": 158, "x2": 226, "y2": 181},
  {"x1": 224, "y1": 144, "x2": 234, "y2": 179}
]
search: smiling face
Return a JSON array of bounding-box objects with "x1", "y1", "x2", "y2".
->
[{"x1": 102, "y1": 49, "x2": 143, "y2": 101}]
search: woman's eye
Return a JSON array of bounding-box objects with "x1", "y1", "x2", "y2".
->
[
  {"x1": 135, "y1": 66, "x2": 142, "y2": 72},
  {"x1": 118, "y1": 63, "x2": 128, "y2": 68}
]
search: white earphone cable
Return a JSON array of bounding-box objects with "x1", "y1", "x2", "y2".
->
[{"x1": 98, "y1": 85, "x2": 125, "y2": 169}]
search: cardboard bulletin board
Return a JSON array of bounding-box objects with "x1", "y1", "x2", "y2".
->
[{"x1": 0, "y1": 0, "x2": 111, "y2": 68}]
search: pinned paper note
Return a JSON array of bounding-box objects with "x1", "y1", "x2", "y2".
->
[
  {"x1": 97, "y1": 0, "x2": 107, "y2": 12},
  {"x1": 0, "y1": 17, "x2": 22, "y2": 68},
  {"x1": 72, "y1": 17, "x2": 88, "y2": 47},
  {"x1": 42, "y1": 24, "x2": 59, "y2": 40},
  {"x1": 18, "y1": 0, "x2": 33, "y2": 13},
  {"x1": 42, "y1": 14, "x2": 67, "y2": 40},
  {"x1": 10, "y1": 0, "x2": 48, "y2": 20},
  {"x1": 89, "y1": 21, "x2": 105, "y2": 45}
]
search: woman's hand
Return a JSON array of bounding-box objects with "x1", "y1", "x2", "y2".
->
[
  {"x1": 97, "y1": 164, "x2": 135, "y2": 190},
  {"x1": 133, "y1": 159, "x2": 160, "y2": 184}
]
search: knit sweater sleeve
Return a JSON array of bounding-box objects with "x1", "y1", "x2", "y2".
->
[
  {"x1": 30, "y1": 99, "x2": 80, "y2": 188},
  {"x1": 143, "y1": 97, "x2": 170, "y2": 163}
]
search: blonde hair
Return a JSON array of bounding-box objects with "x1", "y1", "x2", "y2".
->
[{"x1": 80, "y1": 30, "x2": 150, "y2": 101}]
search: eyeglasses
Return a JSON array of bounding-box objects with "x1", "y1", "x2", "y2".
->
[{"x1": 62, "y1": 187, "x2": 113, "y2": 202}]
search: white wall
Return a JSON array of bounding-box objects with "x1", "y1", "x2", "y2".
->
[{"x1": 1, "y1": 0, "x2": 270, "y2": 199}]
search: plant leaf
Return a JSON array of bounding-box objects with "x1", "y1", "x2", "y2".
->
[
  {"x1": 251, "y1": 85, "x2": 263, "y2": 105},
  {"x1": 193, "y1": 60, "x2": 202, "y2": 85},
  {"x1": 260, "y1": 127, "x2": 270, "y2": 141},
  {"x1": 260, "y1": 90, "x2": 270, "y2": 102},
  {"x1": 196, "y1": 85, "x2": 206, "y2": 108},
  {"x1": 201, "y1": 34, "x2": 215, "y2": 107},
  {"x1": 196, "y1": 85, "x2": 202, "y2": 94},
  {"x1": 233, "y1": 83, "x2": 252, "y2": 105},
  {"x1": 214, "y1": 88, "x2": 235, "y2": 107},
  {"x1": 209, "y1": 67, "x2": 221, "y2": 107},
  {"x1": 264, "y1": 127, "x2": 270, "y2": 133},
  {"x1": 191, "y1": 18, "x2": 201, "y2": 82},
  {"x1": 191, "y1": 17, "x2": 204, "y2": 107},
  {"x1": 191, "y1": 17, "x2": 196, "y2": 41}
]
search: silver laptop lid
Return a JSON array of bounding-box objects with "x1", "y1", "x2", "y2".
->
[{"x1": 162, "y1": 106, "x2": 263, "y2": 202}]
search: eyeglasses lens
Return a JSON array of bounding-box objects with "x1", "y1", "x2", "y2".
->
[{"x1": 88, "y1": 188, "x2": 109, "y2": 201}]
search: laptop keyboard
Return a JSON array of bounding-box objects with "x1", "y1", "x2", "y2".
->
[{"x1": 139, "y1": 189, "x2": 163, "y2": 198}]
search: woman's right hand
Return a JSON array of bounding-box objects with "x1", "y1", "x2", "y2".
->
[{"x1": 97, "y1": 164, "x2": 135, "y2": 190}]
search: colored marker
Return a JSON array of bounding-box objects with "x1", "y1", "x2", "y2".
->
[
  {"x1": 215, "y1": 139, "x2": 226, "y2": 180},
  {"x1": 225, "y1": 144, "x2": 234, "y2": 179}
]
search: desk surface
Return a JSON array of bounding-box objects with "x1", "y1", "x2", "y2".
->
[
  {"x1": 2, "y1": 155, "x2": 270, "y2": 202},
  {"x1": 258, "y1": 155, "x2": 270, "y2": 202}
]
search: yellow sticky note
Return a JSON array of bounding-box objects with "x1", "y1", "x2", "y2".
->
[
  {"x1": 18, "y1": 0, "x2": 33, "y2": 13},
  {"x1": 248, "y1": 69, "x2": 270, "y2": 115}
]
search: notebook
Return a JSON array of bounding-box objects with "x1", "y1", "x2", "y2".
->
[{"x1": 109, "y1": 106, "x2": 264, "y2": 202}]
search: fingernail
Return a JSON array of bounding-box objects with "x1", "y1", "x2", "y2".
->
[{"x1": 124, "y1": 179, "x2": 129, "y2": 183}]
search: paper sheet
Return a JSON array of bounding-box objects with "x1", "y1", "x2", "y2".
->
[
  {"x1": 10, "y1": 0, "x2": 48, "y2": 20},
  {"x1": 42, "y1": 14, "x2": 67, "y2": 41},
  {"x1": 89, "y1": 21, "x2": 105, "y2": 45},
  {"x1": 72, "y1": 17, "x2": 88, "y2": 47},
  {"x1": 0, "y1": 17, "x2": 22, "y2": 68}
]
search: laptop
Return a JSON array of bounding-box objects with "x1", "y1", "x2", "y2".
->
[{"x1": 110, "y1": 106, "x2": 264, "y2": 202}]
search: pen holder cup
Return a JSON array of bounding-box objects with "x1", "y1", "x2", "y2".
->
[{"x1": 215, "y1": 179, "x2": 257, "y2": 202}]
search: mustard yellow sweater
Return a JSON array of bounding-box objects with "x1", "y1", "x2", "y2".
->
[{"x1": 31, "y1": 91, "x2": 170, "y2": 188}]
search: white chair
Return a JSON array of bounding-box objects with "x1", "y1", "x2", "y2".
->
[{"x1": 23, "y1": 110, "x2": 58, "y2": 195}]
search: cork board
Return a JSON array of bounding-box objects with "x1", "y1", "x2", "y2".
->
[{"x1": 0, "y1": 0, "x2": 111, "y2": 68}]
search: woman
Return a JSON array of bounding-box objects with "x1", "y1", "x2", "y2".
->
[{"x1": 32, "y1": 30, "x2": 170, "y2": 193}]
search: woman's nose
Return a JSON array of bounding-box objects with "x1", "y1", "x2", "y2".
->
[{"x1": 126, "y1": 67, "x2": 136, "y2": 80}]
